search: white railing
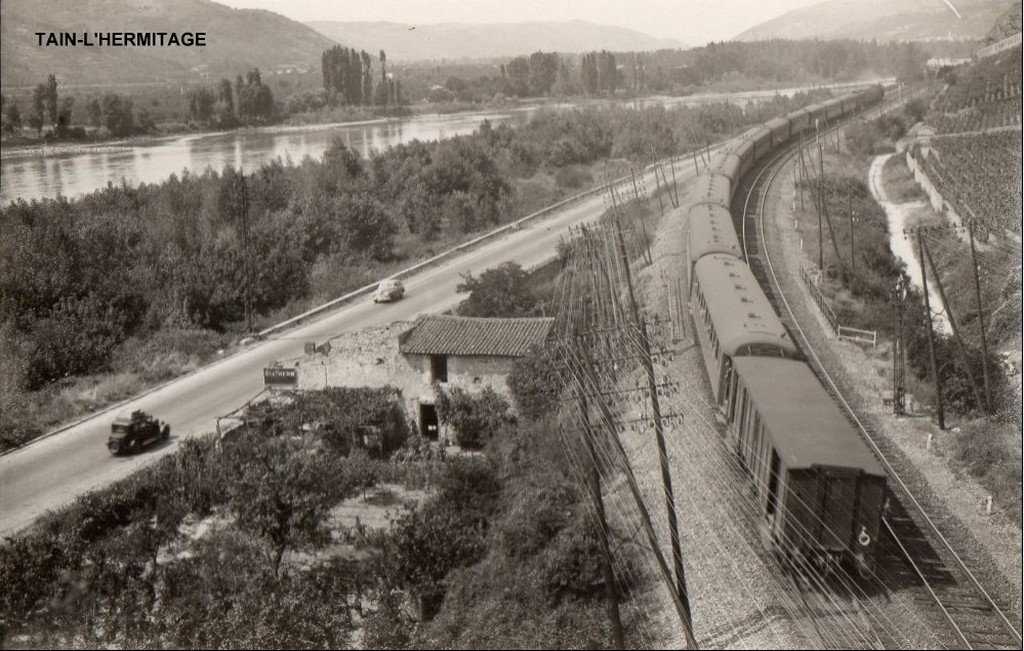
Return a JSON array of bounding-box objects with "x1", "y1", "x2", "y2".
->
[{"x1": 799, "y1": 263, "x2": 877, "y2": 347}]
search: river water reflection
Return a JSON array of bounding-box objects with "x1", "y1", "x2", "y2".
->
[{"x1": 0, "y1": 109, "x2": 533, "y2": 204}]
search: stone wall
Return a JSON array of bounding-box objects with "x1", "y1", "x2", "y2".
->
[
  {"x1": 286, "y1": 321, "x2": 518, "y2": 443},
  {"x1": 905, "y1": 150, "x2": 968, "y2": 230}
]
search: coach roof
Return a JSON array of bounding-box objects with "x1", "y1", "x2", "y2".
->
[
  {"x1": 693, "y1": 254, "x2": 797, "y2": 357},
  {"x1": 732, "y1": 357, "x2": 885, "y2": 474},
  {"x1": 687, "y1": 203, "x2": 742, "y2": 264}
]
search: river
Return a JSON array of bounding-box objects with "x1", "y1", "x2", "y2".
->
[
  {"x1": 1, "y1": 80, "x2": 889, "y2": 205},
  {"x1": 0, "y1": 109, "x2": 535, "y2": 204}
]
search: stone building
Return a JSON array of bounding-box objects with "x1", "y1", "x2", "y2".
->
[{"x1": 288, "y1": 315, "x2": 554, "y2": 443}]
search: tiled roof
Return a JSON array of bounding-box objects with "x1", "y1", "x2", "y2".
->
[{"x1": 398, "y1": 315, "x2": 554, "y2": 357}]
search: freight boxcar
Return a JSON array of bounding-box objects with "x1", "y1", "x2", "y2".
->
[{"x1": 727, "y1": 357, "x2": 886, "y2": 574}]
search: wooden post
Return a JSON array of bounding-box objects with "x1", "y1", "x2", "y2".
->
[
  {"x1": 922, "y1": 239, "x2": 985, "y2": 411},
  {"x1": 893, "y1": 279, "x2": 907, "y2": 415},
  {"x1": 848, "y1": 187, "x2": 855, "y2": 279},
  {"x1": 966, "y1": 221, "x2": 993, "y2": 412},
  {"x1": 917, "y1": 233, "x2": 946, "y2": 430},
  {"x1": 611, "y1": 216, "x2": 695, "y2": 646},
  {"x1": 575, "y1": 380, "x2": 626, "y2": 649},
  {"x1": 653, "y1": 165, "x2": 665, "y2": 213},
  {"x1": 817, "y1": 139, "x2": 825, "y2": 271}
]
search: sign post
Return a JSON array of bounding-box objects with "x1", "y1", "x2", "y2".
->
[{"x1": 263, "y1": 366, "x2": 298, "y2": 389}]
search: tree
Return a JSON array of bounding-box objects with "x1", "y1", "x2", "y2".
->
[
  {"x1": 188, "y1": 86, "x2": 216, "y2": 124},
  {"x1": 435, "y1": 386, "x2": 515, "y2": 449},
  {"x1": 455, "y1": 262, "x2": 540, "y2": 318},
  {"x1": 228, "y1": 438, "x2": 341, "y2": 577},
  {"x1": 236, "y1": 69, "x2": 275, "y2": 123},
  {"x1": 30, "y1": 85, "x2": 46, "y2": 134},
  {"x1": 56, "y1": 96, "x2": 74, "y2": 135},
  {"x1": 528, "y1": 52, "x2": 559, "y2": 96},
  {"x1": 506, "y1": 57, "x2": 530, "y2": 96},
  {"x1": 87, "y1": 98, "x2": 102, "y2": 128},
  {"x1": 580, "y1": 53, "x2": 599, "y2": 96},
  {"x1": 101, "y1": 94, "x2": 135, "y2": 136},
  {"x1": 3, "y1": 99, "x2": 22, "y2": 132},
  {"x1": 44, "y1": 74, "x2": 59, "y2": 125},
  {"x1": 507, "y1": 346, "x2": 564, "y2": 421}
]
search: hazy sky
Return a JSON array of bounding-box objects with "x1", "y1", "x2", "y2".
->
[{"x1": 218, "y1": 0, "x2": 830, "y2": 44}]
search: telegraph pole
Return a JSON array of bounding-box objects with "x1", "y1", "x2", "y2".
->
[
  {"x1": 239, "y1": 170, "x2": 253, "y2": 334},
  {"x1": 611, "y1": 207, "x2": 694, "y2": 644},
  {"x1": 893, "y1": 278, "x2": 907, "y2": 415},
  {"x1": 966, "y1": 220, "x2": 993, "y2": 412},
  {"x1": 922, "y1": 239, "x2": 985, "y2": 411},
  {"x1": 575, "y1": 380, "x2": 625, "y2": 648},
  {"x1": 848, "y1": 187, "x2": 856, "y2": 279},
  {"x1": 817, "y1": 138, "x2": 825, "y2": 271},
  {"x1": 917, "y1": 233, "x2": 945, "y2": 430}
]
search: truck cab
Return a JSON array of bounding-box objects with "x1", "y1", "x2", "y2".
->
[{"x1": 108, "y1": 410, "x2": 170, "y2": 455}]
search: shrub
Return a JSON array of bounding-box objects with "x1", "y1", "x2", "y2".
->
[
  {"x1": 455, "y1": 262, "x2": 541, "y2": 318},
  {"x1": 553, "y1": 165, "x2": 593, "y2": 189},
  {"x1": 434, "y1": 386, "x2": 515, "y2": 449},
  {"x1": 507, "y1": 345, "x2": 564, "y2": 420},
  {"x1": 498, "y1": 480, "x2": 577, "y2": 558},
  {"x1": 540, "y1": 512, "x2": 605, "y2": 600}
]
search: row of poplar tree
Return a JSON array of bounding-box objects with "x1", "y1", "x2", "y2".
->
[{"x1": 321, "y1": 46, "x2": 401, "y2": 106}]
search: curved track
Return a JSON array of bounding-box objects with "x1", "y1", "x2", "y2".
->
[{"x1": 738, "y1": 110, "x2": 1022, "y2": 650}]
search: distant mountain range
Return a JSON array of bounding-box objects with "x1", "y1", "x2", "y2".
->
[
  {"x1": 306, "y1": 20, "x2": 685, "y2": 61},
  {"x1": 734, "y1": 0, "x2": 1018, "y2": 43},
  {"x1": 0, "y1": 0, "x2": 335, "y2": 87}
]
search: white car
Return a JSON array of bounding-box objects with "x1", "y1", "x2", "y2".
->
[{"x1": 373, "y1": 279, "x2": 405, "y2": 303}]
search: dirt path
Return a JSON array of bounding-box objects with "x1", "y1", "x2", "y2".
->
[{"x1": 867, "y1": 153, "x2": 950, "y2": 334}]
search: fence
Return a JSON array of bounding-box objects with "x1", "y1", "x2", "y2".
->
[
  {"x1": 977, "y1": 33, "x2": 1023, "y2": 60},
  {"x1": 799, "y1": 263, "x2": 877, "y2": 347}
]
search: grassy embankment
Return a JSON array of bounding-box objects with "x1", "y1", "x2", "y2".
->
[{"x1": 790, "y1": 112, "x2": 1021, "y2": 522}]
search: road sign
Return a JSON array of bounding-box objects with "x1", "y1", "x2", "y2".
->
[{"x1": 263, "y1": 366, "x2": 298, "y2": 388}]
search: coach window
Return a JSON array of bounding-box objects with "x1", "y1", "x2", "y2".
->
[{"x1": 766, "y1": 450, "x2": 781, "y2": 516}]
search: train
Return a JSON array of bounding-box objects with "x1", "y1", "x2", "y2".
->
[{"x1": 683, "y1": 84, "x2": 887, "y2": 576}]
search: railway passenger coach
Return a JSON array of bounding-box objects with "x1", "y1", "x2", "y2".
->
[
  {"x1": 689, "y1": 254, "x2": 798, "y2": 403},
  {"x1": 685, "y1": 203, "x2": 742, "y2": 290},
  {"x1": 691, "y1": 172, "x2": 732, "y2": 209},
  {"x1": 728, "y1": 357, "x2": 886, "y2": 574}
]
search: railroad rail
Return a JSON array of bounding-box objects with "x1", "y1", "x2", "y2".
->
[{"x1": 736, "y1": 105, "x2": 1023, "y2": 650}]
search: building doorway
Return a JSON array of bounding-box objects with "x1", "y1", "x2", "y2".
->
[{"x1": 419, "y1": 403, "x2": 439, "y2": 440}]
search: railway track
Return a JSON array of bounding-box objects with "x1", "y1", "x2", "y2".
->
[{"x1": 733, "y1": 108, "x2": 1023, "y2": 650}]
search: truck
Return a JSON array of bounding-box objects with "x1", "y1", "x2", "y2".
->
[{"x1": 108, "y1": 410, "x2": 170, "y2": 455}]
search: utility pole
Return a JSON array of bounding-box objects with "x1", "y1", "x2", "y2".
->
[
  {"x1": 848, "y1": 187, "x2": 856, "y2": 280},
  {"x1": 611, "y1": 209, "x2": 694, "y2": 644},
  {"x1": 238, "y1": 170, "x2": 253, "y2": 334},
  {"x1": 922, "y1": 239, "x2": 985, "y2": 411},
  {"x1": 966, "y1": 220, "x2": 993, "y2": 412},
  {"x1": 575, "y1": 380, "x2": 625, "y2": 648},
  {"x1": 669, "y1": 155, "x2": 679, "y2": 207},
  {"x1": 893, "y1": 278, "x2": 907, "y2": 415},
  {"x1": 817, "y1": 138, "x2": 825, "y2": 271},
  {"x1": 917, "y1": 233, "x2": 946, "y2": 430},
  {"x1": 652, "y1": 164, "x2": 665, "y2": 213}
]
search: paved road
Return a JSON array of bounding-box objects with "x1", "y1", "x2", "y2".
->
[{"x1": 0, "y1": 166, "x2": 693, "y2": 536}]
